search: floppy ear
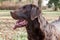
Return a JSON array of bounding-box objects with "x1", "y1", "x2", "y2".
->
[{"x1": 31, "y1": 7, "x2": 41, "y2": 20}]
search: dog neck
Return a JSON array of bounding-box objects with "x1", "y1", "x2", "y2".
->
[
  {"x1": 38, "y1": 14, "x2": 48, "y2": 30},
  {"x1": 38, "y1": 14, "x2": 55, "y2": 40},
  {"x1": 26, "y1": 18, "x2": 45, "y2": 40}
]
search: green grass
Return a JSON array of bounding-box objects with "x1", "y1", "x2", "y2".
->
[
  {"x1": 43, "y1": 11, "x2": 60, "y2": 16},
  {"x1": 12, "y1": 31, "x2": 27, "y2": 40},
  {"x1": 0, "y1": 10, "x2": 11, "y2": 17}
]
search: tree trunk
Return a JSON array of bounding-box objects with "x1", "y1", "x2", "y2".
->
[
  {"x1": 32, "y1": 0, "x2": 38, "y2": 6},
  {"x1": 38, "y1": 0, "x2": 42, "y2": 13},
  {"x1": 38, "y1": 0, "x2": 42, "y2": 7},
  {"x1": 54, "y1": 3, "x2": 58, "y2": 11},
  {"x1": 54, "y1": 6, "x2": 58, "y2": 11}
]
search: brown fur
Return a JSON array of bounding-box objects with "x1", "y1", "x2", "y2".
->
[{"x1": 11, "y1": 4, "x2": 60, "y2": 40}]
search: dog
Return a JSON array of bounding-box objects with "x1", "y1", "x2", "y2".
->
[{"x1": 10, "y1": 4, "x2": 60, "y2": 40}]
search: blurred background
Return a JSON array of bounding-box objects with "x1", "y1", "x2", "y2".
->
[{"x1": 0, "y1": 0, "x2": 60, "y2": 40}]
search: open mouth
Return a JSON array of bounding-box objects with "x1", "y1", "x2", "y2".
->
[{"x1": 13, "y1": 19, "x2": 28, "y2": 29}]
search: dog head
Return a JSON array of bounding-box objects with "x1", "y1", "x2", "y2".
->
[{"x1": 10, "y1": 4, "x2": 41, "y2": 29}]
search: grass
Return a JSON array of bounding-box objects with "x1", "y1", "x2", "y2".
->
[
  {"x1": 0, "y1": 10, "x2": 60, "y2": 40},
  {"x1": 43, "y1": 11, "x2": 60, "y2": 16},
  {"x1": 0, "y1": 10, "x2": 11, "y2": 17}
]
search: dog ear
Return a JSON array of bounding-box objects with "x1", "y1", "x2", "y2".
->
[{"x1": 31, "y1": 7, "x2": 41, "y2": 20}]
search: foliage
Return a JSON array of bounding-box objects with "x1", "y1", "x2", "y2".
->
[
  {"x1": 48, "y1": 0, "x2": 59, "y2": 7},
  {"x1": 48, "y1": 0, "x2": 60, "y2": 11},
  {"x1": 0, "y1": 0, "x2": 7, "y2": 2}
]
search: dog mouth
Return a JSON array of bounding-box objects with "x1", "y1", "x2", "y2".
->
[{"x1": 13, "y1": 19, "x2": 28, "y2": 29}]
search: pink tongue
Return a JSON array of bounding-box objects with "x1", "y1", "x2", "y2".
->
[
  {"x1": 13, "y1": 20, "x2": 28, "y2": 29},
  {"x1": 16, "y1": 20, "x2": 28, "y2": 25}
]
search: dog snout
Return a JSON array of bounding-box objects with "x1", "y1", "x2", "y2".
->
[
  {"x1": 10, "y1": 10, "x2": 16, "y2": 14},
  {"x1": 10, "y1": 10, "x2": 19, "y2": 20}
]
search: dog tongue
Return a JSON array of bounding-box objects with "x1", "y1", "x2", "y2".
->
[
  {"x1": 17, "y1": 20, "x2": 28, "y2": 25},
  {"x1": 13, "y1": 20, "x2": 28, "y2": 29}
]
